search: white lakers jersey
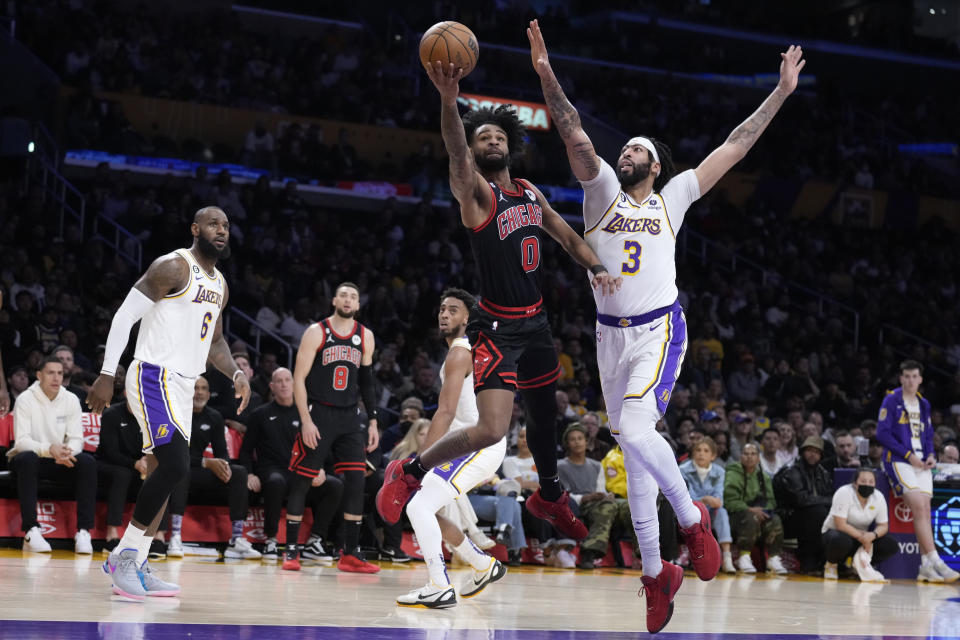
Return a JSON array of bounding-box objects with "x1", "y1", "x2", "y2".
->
[
  {"x1": 439, "y1": 335, "x2": 479, "y2": 432},
  {"x1": 581, "y1": 159, "x2": 700, "y2": 317},
  {"x1": 135, "y1": 248, "x2": 225, "y2": 377}
]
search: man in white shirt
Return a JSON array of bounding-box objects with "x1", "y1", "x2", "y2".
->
[
  {"x1": 9, "y1": 356, "x2": 96, "y2": 553},
  {"x1": 759, "y1": 428, "x2": 789, "y2": 478}
]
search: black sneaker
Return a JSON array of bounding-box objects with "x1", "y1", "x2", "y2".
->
[
  {"x1": 380, "y1": 545, "x2": 411, "y2": 563},
  {"x1": 148, "y1": 539, "x2": 167, "y2": 559},
  {"x1": 103, "y1": 538, "x2": 120, "y2": 554},
  {"x1": 302, "y1": 536, "x2": 333, "y2": 562},
  {"x1": 495, "y1": 523, "x2": 513, "y2": 546},
  {"x1": 262, "y1": 539, "x2": 279, "y2": 561},
  {"x1": 507, "y1": 549, "x2": 522, "y2": 567}
]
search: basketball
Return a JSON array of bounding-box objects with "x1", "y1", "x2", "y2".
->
[{"x1": 419, "y1": 21, "x2": 479, "y2": 77}]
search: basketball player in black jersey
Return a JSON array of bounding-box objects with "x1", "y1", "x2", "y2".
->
[
  {"x1": 283, "y1": 282, "x2": 381, "y2": 573},
  {"x1": 378, "y1": 61, "x2": 620, "y2": 537}
]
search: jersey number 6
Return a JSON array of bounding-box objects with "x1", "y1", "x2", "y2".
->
[
  {"x1": 200, "y1": 311, "x2": 213, "y2": 340},
  {"x1": 621, "y1": 240, "x2": 642, "y2": 275}
]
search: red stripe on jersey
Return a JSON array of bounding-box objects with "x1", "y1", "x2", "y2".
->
[
  {"x1": 517, "y1": 364, "x2": 562, "y2": 389},
  {"x1": 478, "y1": 297, "x2": 543, "y2": 319}
]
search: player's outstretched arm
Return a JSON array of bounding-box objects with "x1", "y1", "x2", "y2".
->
[
  {"x1": 424, "y1": 61, "x2": 491, "y2": 226},
  {"x1": 293, "y1": 324, "x2": 323, "y2": 449},
  {"x1": 532, "y1": 183, "x2": 621, "y2": 297},
  {"x1": 207, "y1": 282, "x2": 250, "y2": 412},
  {"x1": 87, "y1": 254, "x2": 189, "y2": 414},
  {"x1": 528, "y1": 19, "x2": 600, "y2": 182},
  {"x1": 695, "y1": 45, "x2": 805, "y2": 196},
  {"x1": 422, "y1": 346, "x2": 472, "y2": 451}
]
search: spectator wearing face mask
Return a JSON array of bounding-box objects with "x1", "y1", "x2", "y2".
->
[{"x1": 821, "y1": 468, "x2": 895, "y2": 581}]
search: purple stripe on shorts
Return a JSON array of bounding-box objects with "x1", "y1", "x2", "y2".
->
[
  {"x1": 139, "y1": 362, "x2": 176, "y2": 446},
  {"x1": 654, "y1": 309, "x2": 688, "y2": 415},
  {"x1": 431, "y1": 452, "x2": 474, "y2": 484}
]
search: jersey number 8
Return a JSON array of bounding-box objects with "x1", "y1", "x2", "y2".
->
[{"x1": 333, "y1": 365, "x2": 349, "y2": 391}]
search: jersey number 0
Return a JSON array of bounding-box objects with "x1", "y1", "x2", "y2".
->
[{"x1": 521, "y1": 236, "x2": 540, "y2": 272}]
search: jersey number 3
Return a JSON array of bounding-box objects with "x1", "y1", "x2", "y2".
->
[
  {"x1": 521, "y1": 236, "x2": 540, "y2": 272},
  {"x1": 621, "y1": 240, "x2": 642, "y2": 275},
  {"x1": 333, "y1": 365, "x2": 349, "y2": 391}
]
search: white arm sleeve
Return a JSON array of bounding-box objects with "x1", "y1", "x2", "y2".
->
[{"x1": 101, "y1": 288, "x2": 155, "y2": 376}]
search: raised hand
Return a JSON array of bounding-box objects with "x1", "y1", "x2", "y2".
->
[
  {"x1": 527, "y1": 19, "x2": 552, "y2": 78},
  {"x1": 424, "y1": 61, "x2": 464, "y2": 104},
  {"x1": 777, "y1": 44, "x2": 806, "y2": 94}
]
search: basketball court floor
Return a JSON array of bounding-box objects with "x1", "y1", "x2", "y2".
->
[{"x1": 0, "y1": 549, "x2": 958, "y2": 639}]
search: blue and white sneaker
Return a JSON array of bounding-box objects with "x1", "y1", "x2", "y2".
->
[
  {"x1": 102, "y1": 548, "x2": 147, "y2": 601},
  {"x1": 140, "y1": 560, "x2": 180, "y2": 597}
]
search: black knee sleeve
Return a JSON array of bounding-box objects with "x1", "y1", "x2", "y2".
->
[
  {"x1": 133, "y1": 432, "x2": 189, "y2": 525},
  {"x1": 520, "y1": 384, "x2": 560, "y2": 479},
  {"x1": 340, "y1": 469, "x2": 364, "y2": 516},
  {"x1": 285, "y1": 474, "x2": 313, "y2": 518}
]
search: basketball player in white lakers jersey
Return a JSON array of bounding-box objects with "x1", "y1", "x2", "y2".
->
[
  {"x1": 397, "y1": 289, "x2": 507, "y2": 609},
  {"x1": 86, "y1": 206, "x2": 251, "y2": 600},
  {"x1": 529, "y1": 20, "x2": 805, "y2": 633}
]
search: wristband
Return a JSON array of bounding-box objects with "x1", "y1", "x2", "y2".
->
[
  {"x1": 233, "y1": 370, "x2": 244, "y2": 382},
  {"x1": 589, "y1": 264, "x2": 607, "y2": 276}
]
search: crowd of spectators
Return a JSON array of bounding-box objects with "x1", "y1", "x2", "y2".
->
[{"x1": 10, "y1": 0, "x2": 958, "y2": 197}]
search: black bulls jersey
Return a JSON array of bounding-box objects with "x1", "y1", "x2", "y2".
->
[
  {"x1": 469, "y1": 178, "x2": 546, "y2": 318},
  {"x1": 305, "y1": 319, "x2": 365, "y2": 407}
]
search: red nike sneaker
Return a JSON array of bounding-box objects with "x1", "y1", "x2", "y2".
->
[
  {"x1": 525, "y1": 489, "x2": 588, "y2": 540},
  {"x1": 338, "y1": 550, "x2": 381, "y2": 574},
  {"x1": 376, "y1": 459, "x2": 421, "y2": 524},
  {"x1": 281, "y1": 547, "x2": 301, "y2": 571},
  {"x1": 681, "y1": 501, "x2": 722, "y2": 581},
  {"x1": 639, "y1": 560, "x2": 684, "y2": 633}
]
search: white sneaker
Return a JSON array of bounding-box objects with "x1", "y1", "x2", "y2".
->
[
  {"x1": 23, "y1": 526, "x2": 52, "y2": 553},
  {"x1": 225, "y1": 536, "x2": 262, "y2": 559},
  {"x1": 736, "y1": 553, "x2": 756, "y2": 574},
  {"x1": 933, "y1": 559, "x2": 960, "y2": 583},
  {"x1": 722, "y1": 552, "x2": 737, "y2": 574},
  {"x1": 166, "y1": 534, "x2": 184, "y2": 558},
  {"x1": 396, "y1": 582, "x2": 457, "y2": 609},
  {"x1": 823, "y1": 562, "x2": 838, "y2": 580},
  {"x1": 461, "y1": 558, "x2": 507, "y2": 598},
  {"x1": 767, "y1": 555, "x2": 788, "y2": 575},
  {"x1": 74, "y1": 529, "x2": 93, "y2": 555},
  {"x1": 918, "y1": 562, "x2": 945, "y2": 583},
  {"x1": 468, "y1": 529, "x2": 496, "y2": 550}
]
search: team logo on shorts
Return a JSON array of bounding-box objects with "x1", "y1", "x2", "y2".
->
[
  {"x1": 156, "y1": 424, "x2": 169, "y2": 438},
  {"x1": 660, "y1": 389, "x2": 671, "y2": 403},
  {"x1": 619, "y1": 318, "x2": 632, "y2": 327}
]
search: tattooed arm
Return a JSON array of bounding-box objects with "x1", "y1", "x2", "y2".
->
[
  {"x1": 695, "y1": 45, "x2": 806, "y2": 196},
  {"x1": 528, "y1": 20, "x2": 600, "y2": 182}
]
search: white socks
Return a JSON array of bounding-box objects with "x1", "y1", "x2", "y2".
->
[
  {"x1": 426, "y1": 555, "x2": 450, "y2": 587},
  {"x1": 619, "y1": 401, "x2": 701, "y2": 528},
  {"x1": 454, "y1": 538, "x2": 490, "y2": 571},
  {"x1": 116, "y1": 522, "x2": 151, "y2": 565}
]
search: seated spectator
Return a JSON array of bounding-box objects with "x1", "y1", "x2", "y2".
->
[
  {"x1": 821, "y1": 468, "x2": 895, "y2": 581},
  {"x1": 679, "y1": 438, "x2": 736, "y2": 573},
  {"x1": 379, "y1": 396, "x2": 424, "y2": 455},
  {"x1": 864, "y1": 436, "x2": 885, "y2": 467},
  {"x1": 728, "y1": 413, "x2": 755, "y2": 461},
  {"x1": 800, "y1": 420, "x2": 837, "y2": 465},
  {"x1": 727, "y1": 353, "x2": 761, "y2": 405},
  {"x1": 558, "y1": 424, "x2": 631, "y2": 569},
  {"x1": 52, "y1": 344, "x2": 87, "y2": 403},
  {"x1": 96, "y1": 396, "x2": 165, "y2": 555},
  {"x1": 833, "y1": 429, "x2": 861, "y2": 468},
  {"x1": 758, "y1": 427, "x2": 789, "y2": 477},
  {"x1": 775, "y1": 420, "x2": 799, "y2": 465},
  {"x1": 6, "y1": 365, "x2": 30, "y2": 409},
  {"x1": 940, "y1": 442, "x2": 959, "y2": 464},
  {"x1": 773, "y1": 436, "x2": 833, "y2": 574},
  {"x1": 501, "y1": 426, "x2": 550, "y2": 561},
  {"x1": 167, "y1": 377, "x2": 260, "y2": 560},
  {"x1": 713, "y1": 431, "x2": 732, "y2": 468},
  {"x1": 240, "y1": 368, "x2": 344, "y2": 562},
  {"x1": 581, "y1": 411, "x2": 612, "y2": 462},
  {"x1": 723, "y1": 443, "x2": 786, "y2": 574},
  {"x1": 9, "y1": 356, "x2": 95, "y2": 553},
  {"x1": 467, "y1": 476, "x2": 528, "y2": 566}
]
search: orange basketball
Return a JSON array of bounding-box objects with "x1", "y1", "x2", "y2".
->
[{"x1": 419, "y1": 21, "x2": 479, "y2": 77}]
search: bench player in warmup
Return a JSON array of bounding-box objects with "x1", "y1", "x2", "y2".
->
[
  {"x1": 87, "y1": 206, "x2": 251, "y2": 600},
  {"x1": 378, "y1": 58, "x2": 620, "y2": 540},
  {"x1": 397, "y1": 289, "x2": 507, "y2": 609},
  {"x1": 528, "y1": 20, "x2": 805, "y2": 633},
  {"x1": 282, "y1": 282, "x2": 381, "y2": 573}
]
